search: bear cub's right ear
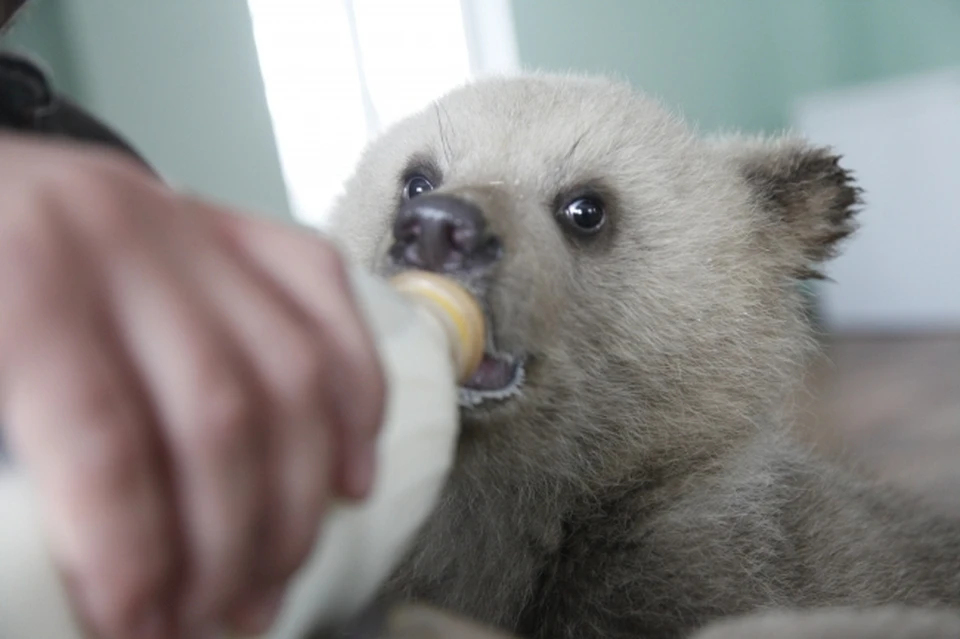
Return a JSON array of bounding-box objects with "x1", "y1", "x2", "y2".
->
[{"x1": 711, "y1": 135, "x2": 863, "y2": 280}]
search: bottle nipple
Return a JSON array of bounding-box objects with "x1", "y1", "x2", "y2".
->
[{"x1": 388, "y1": 271, "x2": 485, "y2": 384}]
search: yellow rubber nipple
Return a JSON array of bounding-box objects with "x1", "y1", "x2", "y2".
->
[{"x1": 388, "y1": 271, "x2": 485, "y2": 384}]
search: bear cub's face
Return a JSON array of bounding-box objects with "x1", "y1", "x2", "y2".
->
[{"x1": 328, "y1": 73, "x2": 859, "y2": 481}]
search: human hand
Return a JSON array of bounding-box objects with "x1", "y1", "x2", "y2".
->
[{"x1": 0, "y1": 133, "x2": 386, "y2": 638}]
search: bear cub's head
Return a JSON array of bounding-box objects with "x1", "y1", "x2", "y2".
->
[{"x1": 328, "y1": 73, "x2": 860, "y2": 486}]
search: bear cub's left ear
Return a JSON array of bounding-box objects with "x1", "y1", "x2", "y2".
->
[{"x1": 713, "y1": 135, "x2": 863, "y2": 280}]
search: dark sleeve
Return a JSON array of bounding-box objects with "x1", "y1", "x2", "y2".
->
[
  {"x1": 0, "y1": 49, "x2": 157, "y2": 173},
  {"x1": 1, "y1": 0, "x2": 29, "y2": 31}
]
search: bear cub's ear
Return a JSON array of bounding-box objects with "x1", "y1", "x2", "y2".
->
[{"x1": 713, "y1": 135, "x2": 863, "y2": 280}]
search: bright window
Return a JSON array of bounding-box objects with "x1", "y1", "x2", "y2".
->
[{"x1": 247, "y1": 0, "x2": 519, "y2": 228}]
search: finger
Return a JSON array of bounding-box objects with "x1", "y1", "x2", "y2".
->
[
  {"x1": 208, "y1": 206, "x2": 387, "y2": 500},
  {"x1": 0, "y1": 215, "x2": 176, "y2": 639},
  {"x1": 177, "y1": 224, "x2": 339, "y2": 634},
  {"x1": 3, "y1": 325, "x2": 179, "y2": 639},
  {"x1": 86, "y1": 218, "x2": 269, "y2": 632}
]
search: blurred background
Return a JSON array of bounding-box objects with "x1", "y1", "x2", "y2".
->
[{"x1": 3, "y1": 1, "x2": 959, "y2": 503}]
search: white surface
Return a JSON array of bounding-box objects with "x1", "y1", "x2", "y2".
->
[
  {"x1": 792, "y1": 69, "x2": 960, "y2": 332},
  {"x1": 0, "y1": 472, "x2": 86, "y2": 639}
]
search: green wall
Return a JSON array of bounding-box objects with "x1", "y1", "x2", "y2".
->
[
  {"x1": 6, "y1": 2, "x2": 959, "y2": 218},
  {"x1": 510, "y1": 0, "x2": 960, "y2": 318},
  {"x1": 1, "y1": 0, "x2": 291, "y2": 220},
  {"x1": 510, "y1": 0, "x2": 960, "y2": 134}
]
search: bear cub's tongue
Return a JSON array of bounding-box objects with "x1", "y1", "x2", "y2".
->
[{"x1": 463, "y1": 353, "x2": 514, "y2": 391}]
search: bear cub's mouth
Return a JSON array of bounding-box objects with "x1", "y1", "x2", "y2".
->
[{"x1": 458, "y1": 309, "x2": 525, "y2": 409}]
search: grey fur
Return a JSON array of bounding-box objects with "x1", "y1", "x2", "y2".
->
[{"x1": 322, "y1": 72, "x2": 960, "y2": 639}]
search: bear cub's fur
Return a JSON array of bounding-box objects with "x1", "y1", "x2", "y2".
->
[{"x1": 324, "y1": 73, "x2": 960, "y2": 639}]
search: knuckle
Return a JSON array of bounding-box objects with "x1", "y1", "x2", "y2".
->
[
  {"x1": 274, "y1": 535, "x2": 314, "y2": 583},
  {"x1": 272, "y1": 466, "x2": 331, "y2": 579},
  {"x1": 185, "y1": 371, "x2": 255, "y2": 457},
  {"x1": 260, "y1": 509, "x2": 319, "y2": 585},
  {"x1": 0, "y1": 202, "x2": 63, "y2": 277},
  {"x1": 51, "y1": 161, "x2": 118, "y2": 204},
  {"x1": 83, "y1": 429, "x2": 141, "y2": 499},
  {"x1": 53, "y1": 160, "x2": 159, "y2": 250},
  {"x1": 78, "y1": 195, "x2": 138, "y2": 250},
  {"x1": 72, "y1": 386, "x2": 142, "y2": 495},
  {"x1": 103, "y1": 562, "x2": 160, "y2": 612},
  {"x1": 87, "y1": 543, "x2": 169, "y2": 634},
  {"x1": 0, "y1": 206, "x2": 93, "y2": 358},
  {"x1": 301, "y1": 242, "x2": 387, "y2": 432},
  {"x1": 187, "y1": 545, "x2": 251, "y2": 618},
  {"x1": 57, "y1": 148, "x2": 147, "y2": 193},
  {"x1": 87, "y1": 146, "x2": 151, "y2": 179},
  {"x1": 272, "y1": 336, "x2": 328, "y2": 412},
  {"x1": 308, "y1": 240, "x2": 350, "y2": 288}
]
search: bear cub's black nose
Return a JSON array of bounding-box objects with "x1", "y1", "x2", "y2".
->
[{"x1": 390, "y1": 193, "x2": 501, "y2": 274}]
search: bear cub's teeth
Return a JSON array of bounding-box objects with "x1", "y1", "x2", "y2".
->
[
  {"x1": 459, "y1": 353, "x2": 525, "y2": 408},
  {"x1": 458, "y1": 307, "x2": 525, "y2": 408}
]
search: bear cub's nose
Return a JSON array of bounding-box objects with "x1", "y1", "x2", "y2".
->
[{"x1": 390, "y1": 193, "x2": 501, "y2": 274}]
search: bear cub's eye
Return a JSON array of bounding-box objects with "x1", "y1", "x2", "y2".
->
[
  {"x1": 403, "y1": 174, "x2": 435, "y2": 200},
  {"x1": 562, "y1": 196, "x2": 606, "y2": 234}
]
